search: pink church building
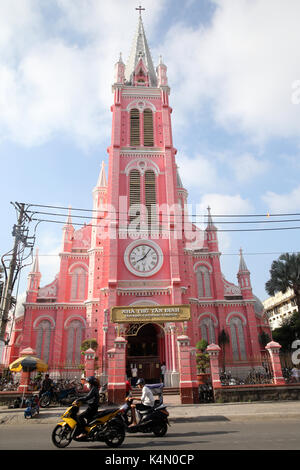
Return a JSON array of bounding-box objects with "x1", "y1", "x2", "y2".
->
[{"x1": 7, "y1": 13, "x2": 271, "y2": 387}]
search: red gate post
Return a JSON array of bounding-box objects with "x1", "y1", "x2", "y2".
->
[
  {"x1": 84, "y1": 348, "x2": 96, "y2": 378},
  {"x1": 177, "y1": 335, "x2": 199, "y2": 404},
  {"x1": 207, "y1": 343, "x2": 222, "y2": 389},
  {"x1": 265, "y1": 341, "x2": 285, "y2": 385},
  {"x1": 107, "y1": 336, "x2": 127, "y2": 404}
]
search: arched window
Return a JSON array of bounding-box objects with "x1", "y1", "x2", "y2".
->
[
  {"x1": 229, "y1": 316, "x2": 247, "y2": 361},
  {"x1": 129, "y1": 169, "x2": 141, "y2": 222},
  {"x1": 130, "y1": 108, "x2": 140, "y2": 146},
  {"x1": 70, "y1": 267, "x2": 87, "y2": 300},
  {"x1": 145, "y1": 169, "x2": 156, "y2": 227},
  {"x1": 200, "y1": 317, "x2": 216, "y2": 344},
  {"x1": 196, "y1": 266, "x2": 211, "y2": 298},
  {"x1": 66, "y1": 319, "x2": 84, "y2": 365},
  {"x1": 143, "y1": 109, "x2": 154, "y2": 146},
  {"x1": 36, "y1": 320, "x2": 52, "y2": 363}
]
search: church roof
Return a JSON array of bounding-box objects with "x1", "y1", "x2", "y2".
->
[{"x1": 125, "y1": 13, "x2": 157, "y2": 87}]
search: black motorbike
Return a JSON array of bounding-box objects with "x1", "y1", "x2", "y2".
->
[
  {"x1": 121, "y1": 384, "x2": 170, "y2": 437},
  {"x1": 40, "y1": 385, "x2": 78, "y2": 408}
]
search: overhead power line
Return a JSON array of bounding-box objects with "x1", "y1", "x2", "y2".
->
[{"x1": 24, "y1": 202, "x2": 300, "y2": 219}]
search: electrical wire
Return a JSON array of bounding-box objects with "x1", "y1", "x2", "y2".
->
[{"x1": 23, "y1": 202, "x2": 300, "y2": 219}]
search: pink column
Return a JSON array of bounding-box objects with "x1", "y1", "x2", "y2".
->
[
  {"x1": 207, "y1": 343, "x2": 222, "y2": 389},
  {"x1": 265, "y1": 341, "x2": 285, "y2": 385},
  {"x1": 18, "y1": 371, "x2": 31, "y2": 394},
  {"x1": 17, "y1": 347, "x2": 35, "y2": 393},
  {"x1": 84, "y1": 348, "x2": 96, "y2": 378},
  {"x1": 107, "y1": 336, "x2": 127, "y2": 404},
  {"x1": 177, "y1": 335, "x2": 199, "y2": 404}
]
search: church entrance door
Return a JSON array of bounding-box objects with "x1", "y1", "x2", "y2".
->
[{"x1": 126, "y1": 323, "x2": 164, "y2": 384}]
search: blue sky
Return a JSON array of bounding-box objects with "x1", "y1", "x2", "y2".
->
[{"x1": 1, "y1": 0, "x2": 300, "y2": 313}]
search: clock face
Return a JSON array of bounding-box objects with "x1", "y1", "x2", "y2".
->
[{"x1": 124, "y1": 241, "x2": 163, "y2": 277}]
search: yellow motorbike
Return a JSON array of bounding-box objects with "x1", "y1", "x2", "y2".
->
[{"x1": 51, "y1": 400, "x2": 126, "y2": 448}]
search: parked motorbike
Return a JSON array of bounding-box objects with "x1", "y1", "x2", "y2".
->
[
  {"x1": 40, "y1": 385, "x2": 78, "y2": 408},
  {"x1": 24, "y1": 395, "x2": 40, "y2": 419},
  {"x1": 51, "y1": 400, "x2": 126, "y2": 448},
  {"x1": 121, "y1": 386, "x2": 169, "y2": 437},
  {"x1": 198, "y1": 383, "x2": 214, "y2": 403}
]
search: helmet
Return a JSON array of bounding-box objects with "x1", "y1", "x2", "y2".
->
[
  {"x1": 136, "y1": 378, "x2": 145, "y2": 386},
  {"x1": 86, "y1": 376, "x2": 98, "y2": 386}
]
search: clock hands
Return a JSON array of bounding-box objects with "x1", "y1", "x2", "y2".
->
[{"x1": 136, "y1": 248, "x2": 151, "y2": 263}]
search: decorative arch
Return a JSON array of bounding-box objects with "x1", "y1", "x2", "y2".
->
[
  {"x1": 225, "y1": 311, "x2": 247, "y2": 326},
  {"x1": 127, "y1": 100, "x2": 156, "y2": 113},
  {"x1": 125, "y1": 158, "x2": 160, "y2": 176},
  {"x1": 64, "y1": 315, "x2": 86, "y2": 330},
  {"x1": 33, "y1": 315, "x2": 56, "y2": 329},
  {"x1": 193, "y1": 261, "x2": 213, "y2": 273}
]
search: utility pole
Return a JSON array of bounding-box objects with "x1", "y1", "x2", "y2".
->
[{"x1": 0, "y1": 202, "x2": 35, "y2": 359}]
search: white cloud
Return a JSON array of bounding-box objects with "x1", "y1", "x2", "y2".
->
[
  {"x1": 262, "y1": 185, "x2": 300, "y2": 212},
  {"x1": 195, "y1": 192, "x2": 254, "y2": 253},
  {"x1": 164, "y1": 0, "x2": 300, "y2": 143},
  {"x1": 176, "y1": 152, "x2": 221, "y2": 191},
  {"x1": 229, "y1": 153, "x2": 269, "y2": 183},
  {"x1": 0, "y1": 0, "x2": 166, "y2": 149}
]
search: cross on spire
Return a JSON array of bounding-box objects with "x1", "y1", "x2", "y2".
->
[{"x1": 136, "y1": 5, "x2": 145, "y2": 17}]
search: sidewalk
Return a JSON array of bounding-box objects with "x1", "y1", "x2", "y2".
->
[{"x1": 1, "y1": 397, "x2": 300, "y2": 425}]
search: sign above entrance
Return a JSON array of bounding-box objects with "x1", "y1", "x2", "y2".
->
[{"x1": 111, "y1": 304, "x2": 191, "y2": 323}]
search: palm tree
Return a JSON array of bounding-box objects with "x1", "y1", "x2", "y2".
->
[{"x1": 265, "y1": 252, "x2": 300, "y2": 318}]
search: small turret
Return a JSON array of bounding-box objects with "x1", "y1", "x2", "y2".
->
[
  {"x1": 62, "y1": 206, "x2": 74, "y2": 252},
  {"x1": 93, "y1": 161, "x2": 107, "y2": 211},
  {"x1": 26, "y1": 248, "x2": 41, "y2": 302},
  {"x1": 237, "y1": 248, "x2": 253, "y2": 299},
  {"x1": 114, "y1": 53, "x2": 125, "y2": 85},
  {"x1": 205, "y1": 206, "x2": 219, "y2": 252},
  {"x1": 157, "y1": 55, "x2": 169, "y2": 88}
]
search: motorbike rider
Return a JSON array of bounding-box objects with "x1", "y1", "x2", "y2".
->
[
  {"x1": 39, "y1": 373, "x2": 53, "y2": 399},
  {"x1": 76, "y1": 376, "x2": 100, "y2": 439},
  {"x1": 128, "y1": 378, "x2": 154, "y2": 427}
]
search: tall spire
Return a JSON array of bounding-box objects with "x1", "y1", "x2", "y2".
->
[
  {"x1": 32, "y1": 248, "x2": 40, "y2": 274},
  {"x1": 96, "y1": 161, "x2": 107, "y2": 188},
  {"x1": 64, "y1": 205, "x2": 73, "y2": 229},
  {"x1": 206, "y1": 206, "x2": 217, "y2": 231},
  {"x1": 238, "y1": 248, "x2": 249, "y2": 272},
  {"x1": 125, "y1": 8, "x2": 157, "y2": 86}
]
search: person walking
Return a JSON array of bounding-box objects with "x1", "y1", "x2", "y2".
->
[
  {"x1": 131, "y1": 365, "x2": 138, "y2": 386},
  {"x1": 160, "y1": 362, "x2": 166, "y2": 384}
]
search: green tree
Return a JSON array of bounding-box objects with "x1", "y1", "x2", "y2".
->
[
  {"x1": 80, "y1": 338, "x2": 98, "y2": 354},
  {"x1": 195, "y1": 339, "x2": 210, "y2": 373},
  {"x1": 265, "y1": 252, "x2": 300, "y2": 317},
  {"x1": 272, "y1": 311, "x2": 300, "y2": 352}
]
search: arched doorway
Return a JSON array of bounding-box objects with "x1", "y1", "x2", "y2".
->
[{"x1": 126, "y1": 323, "x2": 164, "y2": 384}]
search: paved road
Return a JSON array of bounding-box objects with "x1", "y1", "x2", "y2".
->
[{"x1": 0, "y1": 419, "x2": 299, "y2": 451}]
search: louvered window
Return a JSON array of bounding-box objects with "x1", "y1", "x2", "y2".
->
[
  {"x1": 129, "y1": 169, "x2": 141, "y2": 222},
  {"x1": 143, "y1": 109, "x2": 154, "y2": 146},
  {"x1": 145, "y1": 170, "x2": 156, "y2": 227},
  {"x1": 130, "y1": 108, "x2": 140, "y2": 146}
]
